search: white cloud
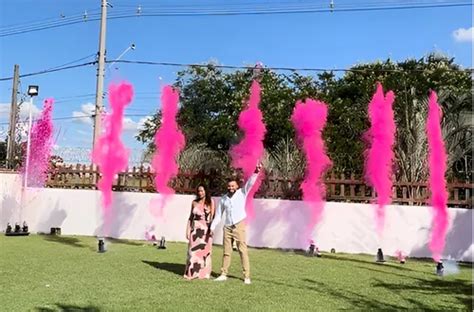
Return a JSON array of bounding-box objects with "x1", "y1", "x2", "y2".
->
[
  {"x1": 138, "y1": 117, "x2": 150, "y2": 129},
  {"x1": 123, "y1": 116, "x2": 150, "y2": 133},
  {"x1": 452, "y1": 27, "x2": 473, "y2": 42},
  {"x1": 72, "y1": 103, "x2": 150, "y2": 135},
  {"x1": 0, "y1": 101, "x2": 41, "y2": 119},
  {"x1": 76, "y1": 129, "x2": 91, "y2": 136},
  {"x1": 0, "y1": 104, "x2": 9, "y2": 119},
  {"x1": 20, "y1": 101, "x2": 41, "y2": 118},
  {"x1": 0, "y1": 126, "x2": 7, "y2": 140},
  {"x1": 0, "y1": 102, "x2": 42, "y2": 141},
  {"x1": 123, "y1": 117, "x2": 137, "y2": 131},
  {"x1": 16, "y1": 123, "x2": 29, "y2": 140},
  {"x1": 72, "y1": 103, "x2": 95, "y2": 125}
]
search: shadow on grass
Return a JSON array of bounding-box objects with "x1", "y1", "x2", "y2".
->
[
  {"x1": 258, "y1": 276, "x2": 409, "y2": 311},
  {"x1": 210, "y1": 271, "x2": 220, "y2": 278},
  {"x1": 141, "y1": 260, "x2": 238, "y2": 280},
  {"x1": 42, "y1": 235, "x2": 86, "y2": 248},
  {"x1": 142, "y1": 260, "x2": 185, "y2": 276},
  {"x1": 317, "y1": 253, "x2": 419, "y2": 273},
  {"x1": 371, "y1": 277, "x2": 473, "y2": 310},
  {"x1": 257, "y1": 274, "x2": 461, "y2": 311},
  {"x1": 301, "y1": 278, "x2": 458, "y2": 312},
  {"x1": 303, "y1": 278, "x2": 414, "y2": 311},
  {"x1": 36, "y1": 303, "x2": 100, "y2": 311},
  {"x1": 264, "y1": 248, "x2": 423, "y2": 275},
  {"x1": 106, "y1": 238, "x2": 143, "y2": 246},
  {"x1": 354, "y1": 265, "x2": 423, "y2": 280}
]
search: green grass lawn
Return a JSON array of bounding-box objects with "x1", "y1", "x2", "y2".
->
[{"x1": 0, "y1": 235, "x2": 472, "y2": 311}]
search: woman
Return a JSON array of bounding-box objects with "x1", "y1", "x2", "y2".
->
[{"x1": 184, "y1": 185, "x2": 215, "y2": 279}]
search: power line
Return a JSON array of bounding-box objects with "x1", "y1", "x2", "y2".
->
[
  {"x1": 113, "y1": 0, "x2": 452, "y2": 9},
  {"x1": 0, "y1": 1, "x2": 470, "y2": 37},
  {"x1": 0, "y1": 113, "x2": 152, "y2": 126},
  {"x1": 0, "y1": 61, "x2": 96, "y2": 82},
  {"x1": 0, "y1": 57, "x2": 470, "y2": 84},
  {"x1": 113, "y1": 1, "x2": 471, "y2": 13},
  {"x1": 107, "y1": 59, "x2": 474, "y2": 73},
  {"x1": 45, "y1": 53, "x2": 97, "y2": 71},
  {"x1": 35, "y1": 91, "x2": 162, "y2": 106},
  {"x1": 0, "y1": 116, "x2": 88, "y2": 126},
  {"x1": 54, "y1": 93, "x2": 96, "y2": 101},
  {"x1": 0, "y1": 9, "x2": 110, "y2": 37},
  {"x1": 104, "y1": 2, "x2": 472, "y2": 20},
  {"x1": 54, "y1": 95, "x2": 162, "y2": 105},
  {"x1": 54, "y1": 91, "x2": 159, "y2": 100},
  {"x1": 0, "y1": 9, "x2": 100, "y2": 29},
  {"x1": 0, "y1": 14, "x2": 101, "y2": 37}
]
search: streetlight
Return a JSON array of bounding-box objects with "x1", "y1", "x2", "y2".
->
[
  {"x1": 24, "y1": 85, "x2": 39, "y2": 189},
  {"x1": 106, "y1": 43, "x2": 136, "y2": 72},
  {"x1": 27, "y1": 85, "x2": 38, "y2": 97}
]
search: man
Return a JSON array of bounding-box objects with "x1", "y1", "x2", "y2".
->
[{"x1": 210, "y1": 164, "x2": 262, "y2": 285}]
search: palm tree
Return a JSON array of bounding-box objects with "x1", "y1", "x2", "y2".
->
[{"x1": 394, "y1": 89, "x2": 472, "y2": 203}]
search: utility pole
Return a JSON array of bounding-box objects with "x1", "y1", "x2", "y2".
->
[
  {"x1": 6, "y1": 64, "x2": 19, "y2": 169},
  {"x1": 92, "y1": 0, "x2": 109, "y2": 149}
]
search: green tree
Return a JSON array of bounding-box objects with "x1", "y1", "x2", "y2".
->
[
  {"x1": 137, "y1": 54, "x2": 471, "y2": 182},
  {"x1": 138, "y1": 65, "x2": 314, "y2": 151},
  {"x1": 321, "y1": 53, "x2": 472, "y2": 179}
]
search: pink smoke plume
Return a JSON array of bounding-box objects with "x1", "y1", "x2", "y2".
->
[
  {"x1": 145, "y1": 225, "x2": 157, "y2": 242},
  {"x1": 151, "y1": 85, "x2": 185, "y2": 217},
  {"x1": 395, "y1": 250, "x2": 407, "y2": 263},
  {"x1": 291, "y1": 99, "x2": 332, "y2": 246},
  {"x1": 92, "y1": 82, "x2": 132, "y2": 233},
  {"x1": 364, "y1": 83, "x2": 396, "y2": 236},
  {"x1": 426, "y1": 90, "x2": 449, "y2": 262},
  {"x1": 230, "y1": 80, "x2": 267, "y2": 220},
  {"x1": 23, "y1": 98, "x2": 54, "y2": 187}
]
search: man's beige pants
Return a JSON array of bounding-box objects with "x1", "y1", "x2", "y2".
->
[{"x1": 221, "y1": 221, "x2": 250, "y2": 279}]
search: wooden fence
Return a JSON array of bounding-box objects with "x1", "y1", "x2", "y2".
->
[{"x1": 44, "y1": 164, "x2": 473, "y2": 208}]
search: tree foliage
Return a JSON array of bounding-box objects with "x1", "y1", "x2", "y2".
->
[{"x1": 137, "y1": 54, "x2": 472, "y2": 182}]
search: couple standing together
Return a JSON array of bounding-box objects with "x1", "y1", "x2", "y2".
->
[{"x1": 184, "y1": 165, "x2": 262, "y2": 284}]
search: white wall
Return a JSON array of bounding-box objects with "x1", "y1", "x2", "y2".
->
[{"x1": 1, "y1": 173, "x2": 472, "y2": 261}]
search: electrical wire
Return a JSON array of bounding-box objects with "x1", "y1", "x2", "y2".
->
[
  {"x1": 0, "y1": 57, "x2": 470, "y2": 84},
  {"x1": 0, "y1": 113, "x2": 153, "y2": 126},
  {"x1": 45, "y1": 53, "x2": 97, "y2": 71},
  {"x1": 1, "y1": 1, "x2": 470, "y2": 37},
  {"x1": 107, "y1": 59, "x2": 473, "y2": 73},
  {"x1": 0, "y1": 61, "x2": 96, "y2": 82}
]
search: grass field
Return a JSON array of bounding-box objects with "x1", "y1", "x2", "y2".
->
[{"x1": 0, "y1": 235, "x2": 472, "y2": 311}]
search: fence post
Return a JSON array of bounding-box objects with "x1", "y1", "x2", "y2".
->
[
  {"x1": 350, "y1": 173, "x2": 356, "y2": 198},
  {"x1": 42, "y1": 165, "x2": 473, "y2": 206},
  {"x1": 453, "y1": 187, "x2": 459, "y2": 202},
  {"x1": 340, "y1": 173, "x2": 345, "y2": 199},
  {"x1": 329, "y1": 171, "x2": 336, "y2": 197}
]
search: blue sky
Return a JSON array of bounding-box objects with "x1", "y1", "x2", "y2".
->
[{"x1": 0, "y1": 0, "x2": 472, "y2": 160}]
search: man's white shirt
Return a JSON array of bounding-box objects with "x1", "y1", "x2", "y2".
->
[{"x1": 210, "y1": 173, "x2": 258, "y2": 231}]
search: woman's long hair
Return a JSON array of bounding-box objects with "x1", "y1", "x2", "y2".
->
[{"x1": 195, "y1": 184, "x2": 212, "y2": 208}]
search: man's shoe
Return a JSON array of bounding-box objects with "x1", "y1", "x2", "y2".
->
[
  {"x1": 214, "y1": 275, "x2": 228, "y2": 282},
  {"x1": 244, "y1": 278, "x2": 251, "y2": 285}
]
